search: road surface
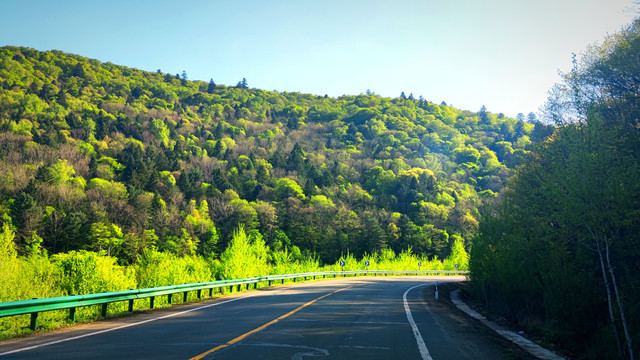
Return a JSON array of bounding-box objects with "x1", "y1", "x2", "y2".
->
[{"x1": 0, "y1": 276, "x2": 530, "y2": 359}]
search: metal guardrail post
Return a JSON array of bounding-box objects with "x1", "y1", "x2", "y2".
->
[
  {"x1": 101, "y1": 303, "x2": 108, "y2": 317},
  {"x1": 183, "y1": 292, "x2": 188, "y2": 303},
  {"x1": 167, "y1": 294, "x2": 173, "y2": 305},
  {"x1": 128, "y1": 299, "x2": 134, "y2": 312},
  {"x1": 69, "y1": 307, "x2": 76, "y2": 322},
  {"x1": 30, "y1": 312, "x2": 38, "y2": 331}
]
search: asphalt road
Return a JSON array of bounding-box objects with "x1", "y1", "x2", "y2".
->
[{"x1": 0, "y1": 276, "x2": 530, "y2": 359}]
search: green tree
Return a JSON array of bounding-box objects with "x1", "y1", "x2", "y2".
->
[
  {"x1": 0, "y1": 223, "x2": 17, "y2": 259},
  {"x1": 121, "y1": 229, "x2": 158, "y2": 264},
  {"x1": 286, "y1": 143, "x2": 306, "y2": 172},
  {"x1": 237, "y1": 78, "x2": 248, "y2": 89},
  {"x1": 274, "y1": 178, "x2": 305, "y2": 201},
  {"x1": 472, "y1": 20, "x2": 640, "y2": 359},
  {"x1": 220, "y1": 225, "x2": 268, "y2": 279},
  {"x1": 89, "y1": 222, "x2": 123, "y2": 257},
  {"x1": 181, "y1": 70, "x2": 188, "y2": 85},
  {"x1": 478, "y1": 105, "x2": 489, "y2": 124}
]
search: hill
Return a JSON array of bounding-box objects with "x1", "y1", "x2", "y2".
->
[{"x1": 0, "y1": 46, "x2": 551, "y2": 264}]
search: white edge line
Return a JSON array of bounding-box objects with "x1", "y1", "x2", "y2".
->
[
  {"x1": 0, "y1": 291, "x2": 268, "y2": 357},
  {"x1": 403, "y1": 284, "x2": 433, "y2": 360}
]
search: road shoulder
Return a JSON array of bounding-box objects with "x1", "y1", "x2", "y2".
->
[{"x1": 449, "y1": 289, "x2": 565, "y2": 360}]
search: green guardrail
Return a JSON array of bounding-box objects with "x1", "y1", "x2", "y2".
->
[{"x1": 0, "y1": 270, "x2": 468, "y2": 331}]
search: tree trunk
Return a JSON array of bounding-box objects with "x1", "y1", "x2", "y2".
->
[
  {"x1": 596, "y1": 238, "x2": 624, "y2": 358},
  {"x1": 605, "y1": 239, "x2": 635, "y2": 360}
]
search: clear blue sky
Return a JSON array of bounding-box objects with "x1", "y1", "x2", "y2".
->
[{"x1": 1, "y1": 0, "x2": 637, "y2": 117}]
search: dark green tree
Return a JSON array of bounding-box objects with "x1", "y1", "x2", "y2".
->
[
  {"x1": 478, "y1": 105, "x2": 489, "y2": 124},
  {"x1": 287, "y1": 143, "x2": 306, "y2": 172},
  {"x1": 237, "y1": 78, "x2": 248, "y2": 89}
]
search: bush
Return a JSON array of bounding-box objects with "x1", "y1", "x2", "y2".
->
[
  {"x1": 53, "y1": 250, "x2": 136, "y2": 296},
  {"x1": 135, "y1": 249, "x2": 212, "y2": 288}
]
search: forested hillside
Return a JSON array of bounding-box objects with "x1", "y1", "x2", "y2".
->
[
  {"x1": 470, "y1": 19, "x2": 640, "y2": 359},
  {"x1": 0, "y1": 46, "x2": 547, "y2": 265}
]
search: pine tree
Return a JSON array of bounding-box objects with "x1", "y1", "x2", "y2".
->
[
  {"x1": 478, "y1": 105, "x2": 489, "y2": 124},
  {"x1": 287, "y1": 143, "x2": 306, "y2": 172},
  {"x1": 237, "y1": 78, "x2": 248, "y2": 89},
  {"x1": 214, "y1": 121, "x2": 224, "y2": 139},
  {"x1": 212, "y1": 140, "x2": 223, "y2": 157},
  {"x1": 181, "y1": 70, "x2": 188, "y2": 86}
]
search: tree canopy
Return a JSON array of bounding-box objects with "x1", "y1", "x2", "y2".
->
[
  {"x1": 0, "y1": 45, "x2": 545, "y2": 265},
  {"x1": 470, "y1": 19, "x2": 640, "y2": 359}
]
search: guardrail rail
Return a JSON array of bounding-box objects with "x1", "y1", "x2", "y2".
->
[{"x1": 0, "y1": 270, "x2": 468, "y2": 331}]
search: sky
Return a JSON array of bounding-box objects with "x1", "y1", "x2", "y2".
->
[{"x1": 0, "y1": 0, "x2": 637, "y2": 117}]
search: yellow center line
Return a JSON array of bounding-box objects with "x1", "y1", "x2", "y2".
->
[{"x1": 189, "y1": 285, "x2": 354, "y2": 360}]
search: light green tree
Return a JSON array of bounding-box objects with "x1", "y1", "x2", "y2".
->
[
  {"x1": 89, "y1": 222, "x2": 124, "y2": 256},
  {"x1": 220, "y1": 226, "x2": 269, "y2": 279},
  {"x1": 0, "y1": 223, "x2": 17, "y2": 260}
]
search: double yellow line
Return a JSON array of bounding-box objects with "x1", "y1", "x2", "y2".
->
[{"x1": 189, "y1": 286, "x2": 353, "y2": 360}]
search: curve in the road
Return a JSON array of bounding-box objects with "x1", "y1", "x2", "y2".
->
[
  {"x1": 0, "y1": 276, "x2": 527, "y2": 360},
  {"x1": 403, "y1": 284, "x2": 433, "y2": 360}
]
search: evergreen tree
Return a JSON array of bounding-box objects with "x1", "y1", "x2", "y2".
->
[
  {"x1": 478, "y1": 105, "x2": 489, "y2": 124},
  {"x1": 214, "y1": 121, "x2": 224, "y2": 139},
  {"x1": 303, "y1": 178, "x2": 316, "y2": 197},
  {"x1": 237, "y1": 78, "x2": 248, "y2": 89},
  {"x1": 180, "y1": 70, "x2": 188, "y2": 86},
  {"x1": 287, "y1": 143, "x2": 306, "y2": 172},
  {"x1": 211, "y1": 140, "x2": 223, "y2": 157},
  {"x1": 527, "y1": 112, "x2": 537, "y2": 122},
  {"x1": 269, "y1": 149, "x2": 287, "y2": 169}
]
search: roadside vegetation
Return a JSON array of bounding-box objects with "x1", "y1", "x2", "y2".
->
[
  {"x1": 469, "y1": 19, "x2": 640, "y2": 359},
  {"x1": 0, "y1": 223, "x2": 468, "y2": 339}
]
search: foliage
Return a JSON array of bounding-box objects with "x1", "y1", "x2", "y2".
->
[
  {"x1": 220, "y1": 226, "x2": 269, "y2": 279},
  {"x1": 52, "y1": 250, "x2": 136, "y2": 295},
  {"x1": 0, "y1": 222, "x2": 16, "y2": 259},
  {"x1": 0, "y1": 45, "x2": 544, "y2": 265},
  {"x1": 470, "y1": 19, "x2": 640, "y2": 359},
  {"x1": 135, "y1": 249, "x2": 211, "y2": 288},
  {"x1": 0, "y1": 43, "x2": 540, "y2": 338}
]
